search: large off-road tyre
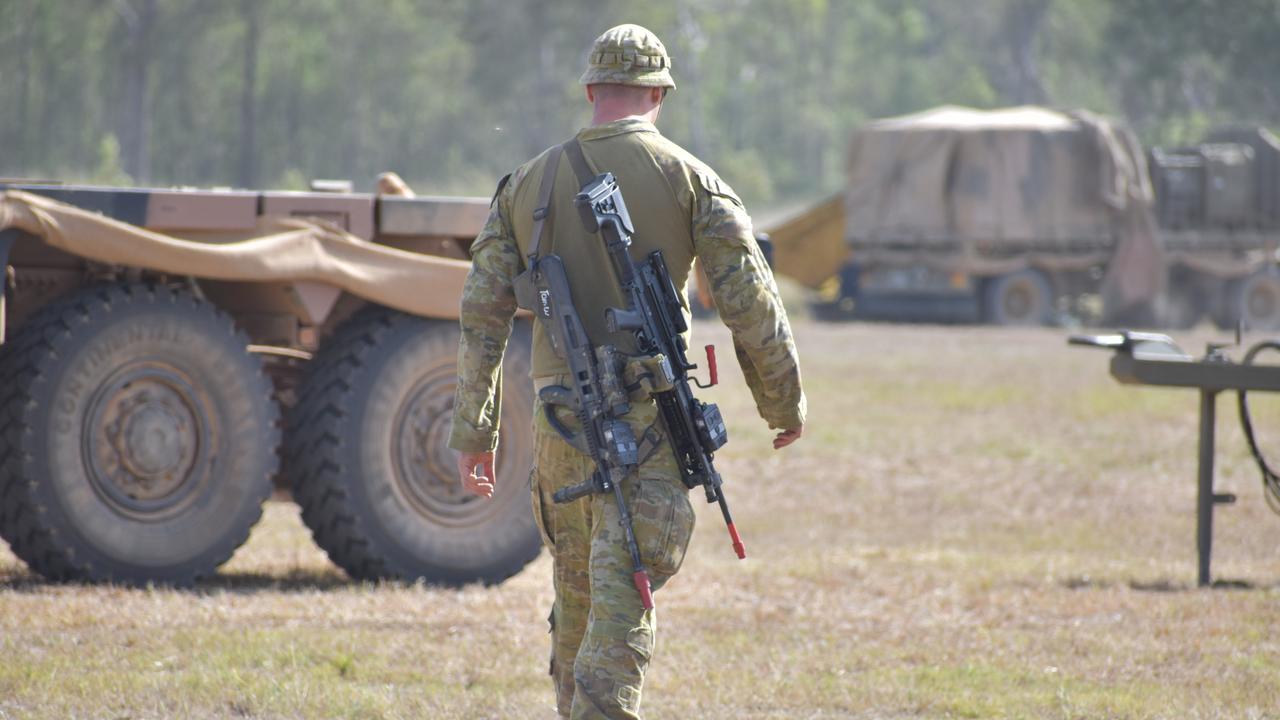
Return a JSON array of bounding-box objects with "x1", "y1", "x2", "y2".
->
[
  {"x1": 983, "y1": 269, "x2": 1053, "y2": 326},
  {"x1": 1213, "y1": 270, "x2": 1280, "y2": 332},
  {"x1": 286, "y1": 307, "x2": 539, "y2": 584},
  {"x1": 0, "y1": 284, "x2": 278, "y2": 584}
]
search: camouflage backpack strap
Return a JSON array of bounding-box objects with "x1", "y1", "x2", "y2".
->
[
  {"x1": 563, "y1": 137, "x2": 595, "y2": 187},
  {"x1": 528, "y1": 144, "x2": 565, "y2": 266}
]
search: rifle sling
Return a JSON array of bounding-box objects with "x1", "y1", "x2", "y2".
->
[
  {"x1": 564, "y1": 137, "x2": 595, "y2": 187},
  {"x1": 527, "y1": 144, "x2": 564, "y2": 266}
]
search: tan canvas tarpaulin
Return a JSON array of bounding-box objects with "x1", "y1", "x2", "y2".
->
[
  {"x1": 846, "y1": 105, "x2": 1163, "y2": 312},
  {"x1": 0, "y1": 189, "x2": 471, "y2": 320},
  {"x1": 763, "y1": 194, "x2": 848, "y2": 289}
]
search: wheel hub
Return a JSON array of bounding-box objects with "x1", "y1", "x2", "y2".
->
[
  {"x1": 106, "y1": 385, "x2": 197, "y2": 497},
  {"x1": 406, "y1": 389, "x2": 467, "y2": 502},
  {"x1": 393, "y1": 371, "x2": 498, "y2": 528},
  {"x1": 86, "y1": 362, "x2": 213, "y2": 519}
]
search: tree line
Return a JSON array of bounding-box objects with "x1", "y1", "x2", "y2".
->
[{"x1": 1, "y1": 0, "x2": 1276, "y2": 210}]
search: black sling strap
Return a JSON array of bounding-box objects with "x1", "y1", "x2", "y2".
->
[
  {"x1": 527, "y1": 144, "x2": 564, "y2": 266},
  {"x1": 527, "y1": 138, "x2": 596, "y2": 266},
  {"x1": 563, "y1": 137, "x2": 595, "y2": 187}
]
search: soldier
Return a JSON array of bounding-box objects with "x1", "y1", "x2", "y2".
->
[{"x1": 449, "y1": 23, "x2": 806, "y2": 719}]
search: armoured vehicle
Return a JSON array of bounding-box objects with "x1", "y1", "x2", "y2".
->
[
  {"x1": 0, "y1": 178, "x2": 541, "y2": 585},
  {"x1": 771, "y1": 107, "x2": 1280, "y2": 329}
]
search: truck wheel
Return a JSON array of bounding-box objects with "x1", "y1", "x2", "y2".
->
[
  {"x1": 1217, "y1": 271, "x2": 1280, "y2": 332},
  {"x1": 286, "y1": 307, "x2": 539, "y2": 584},
  {"x1": 984, "y1": 269, "x2": 1053, "y2": 326},
  {"x1": 0, "y1": 284, "x2": 278, "y2": 584}
]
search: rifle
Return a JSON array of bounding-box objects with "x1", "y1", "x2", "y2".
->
[
  {"x1": 516, "y1": 250, "x2": 655, "y2": 610},
  {"x1": 559, "y1": 171, "x2": 746, "y2": 561}
]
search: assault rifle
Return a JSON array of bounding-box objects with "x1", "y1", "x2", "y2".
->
[
  {"x1": 517, "y1": 250, "x2": 655, "y2": 610},
  {"x1": 560, "y1": 172, "x2": 747, "y2": 562}
]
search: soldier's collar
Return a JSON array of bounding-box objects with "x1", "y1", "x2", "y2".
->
[{"x1": 578, "y1": 117, "x2": 659, "y2": 141}]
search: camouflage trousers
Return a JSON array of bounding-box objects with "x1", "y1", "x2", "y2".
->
[{"x1": 530, "y1": 396, "x2": 696, "y2": 719}]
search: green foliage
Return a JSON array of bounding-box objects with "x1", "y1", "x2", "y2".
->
[
  {"x1": 0, "y1": 0, "x2": 1275, "y2": 207},
  {"x1": 89, "y1": 134, "x2": 134, "y2": 187},
  {"x1": 1106, "y1": 0, "x2": 1280, "y2": 144}
]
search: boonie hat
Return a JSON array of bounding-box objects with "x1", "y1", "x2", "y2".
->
[{"x1": 579, "y1": 24, "x2": 676, "y2": 90}]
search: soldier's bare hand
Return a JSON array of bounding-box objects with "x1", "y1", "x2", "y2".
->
[
  {"x1": 457, "y1": 451, "x2": 496, "y2": 498},
  {"x1": 773, "y1": 426, "x2": 803, "y2": 450}
]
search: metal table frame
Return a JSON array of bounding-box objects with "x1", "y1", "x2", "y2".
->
[{"x1": 1074, "y1": 333, "x2": 1280, "y2": 586}]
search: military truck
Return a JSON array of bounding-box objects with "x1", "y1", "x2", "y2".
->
[
  {"x1": 769, "y1": 107, "x2": 1280, "y2": 330},
  {"x1": 0, "y1": 178, "x2": 540, "y2": 585},
  {"x1": 1150, "y1": 126, "x2": 1280, "y2": 330},
  {"x1": 784, "y1": 105, "x2": 1163, "y2": 325}
]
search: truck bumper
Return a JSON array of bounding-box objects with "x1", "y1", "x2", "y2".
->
[{"x1": 852, "y1": 289, "x2": 981, "y2": 324}]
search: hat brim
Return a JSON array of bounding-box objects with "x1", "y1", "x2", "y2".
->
[{"x1": 579, "y1": 67, "x2": 676, "y2": 90}]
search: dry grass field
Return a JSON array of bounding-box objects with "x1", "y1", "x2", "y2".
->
[{"x1": 3, "y1": 319, "x2": 1279, "y2": 719}]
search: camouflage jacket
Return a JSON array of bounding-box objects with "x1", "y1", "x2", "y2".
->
[{"x1": 448, "y1": 118, "x2": 806, "y2": 453}]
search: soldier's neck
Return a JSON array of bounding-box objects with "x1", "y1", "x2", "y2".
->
[{"x1": 591, "y1": 104, "x2": 662, "y2": 127}]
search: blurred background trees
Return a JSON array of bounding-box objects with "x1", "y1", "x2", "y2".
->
[{"x1": 0, "y1": 0, "x2": 1276, "y2": 211}]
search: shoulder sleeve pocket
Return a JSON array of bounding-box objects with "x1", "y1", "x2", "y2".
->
[{"x1": 695, "y1": 169, "x2": 744, "y2": 208}]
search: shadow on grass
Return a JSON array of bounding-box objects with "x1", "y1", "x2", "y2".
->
[
  {"x1": 196, "y1": 569, "x2": 357, "y2": 594},
  {"x1": 0, "y1": 567, "x2": 436, "y2": 595},
  {"x1": 1061, "y1": 574, "x2": 1278, "y2": 592}
]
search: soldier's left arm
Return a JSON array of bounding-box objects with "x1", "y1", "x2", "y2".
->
[
  {"x1": 691, "y1": 172, "x2": 807, "y2": 431},
  {"x1": 448, "y1": 177, "x2": 522, "y2": 455}
]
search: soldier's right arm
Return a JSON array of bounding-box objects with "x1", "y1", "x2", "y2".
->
[{"x1": 448, "y1": 175, "x2": 522, "y2": 454}]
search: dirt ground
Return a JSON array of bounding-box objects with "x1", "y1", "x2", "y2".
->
[{"x1": 2, "y1": 319, "x2": 1278, "y2": 719}]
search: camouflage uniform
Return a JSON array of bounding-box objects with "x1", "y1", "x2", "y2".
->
[{"x1": 449, "y1": 24, "x2": 805, "y2": 719}]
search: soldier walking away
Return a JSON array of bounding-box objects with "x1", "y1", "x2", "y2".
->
[{"x1": 449, "y1": 23, "x2": 806, "y2": 719}]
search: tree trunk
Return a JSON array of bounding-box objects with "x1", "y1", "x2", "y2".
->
[
  {"x1": 12, "y1": 0, "x2": 36, "y2": 173},
  {"x1": 677, "y1": 2, "x2": 709, "y2": 158},
  {"x1": 116, "y1": 0, "x2": 158, "y2": 183},
  {"x1": 238, "y1": 0, "x2": 260, "y2": 188},
  {"x1": 1004, "y1": 0, "x2": 1051, "y2": 105}
]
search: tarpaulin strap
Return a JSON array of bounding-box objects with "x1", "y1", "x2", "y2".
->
[{"x1": 528, "y1": 144, "x2": 565, "y2": 266}]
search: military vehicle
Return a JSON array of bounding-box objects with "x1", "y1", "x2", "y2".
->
[
  {"x1": 0, "y1": 177, "x2": 540, "y2": 585},
  {"x1": 1150, "y1": 126, "x2": 1280, "y2": 330},
  {"x1": 769, "y1": 107, "x2": 1280, "y2": 329}
]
